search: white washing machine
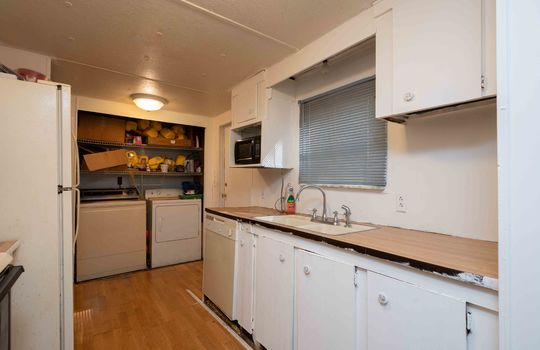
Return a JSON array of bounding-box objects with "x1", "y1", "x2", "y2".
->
[{"x1": 146, "y1": 189, "x2": 202, "y2": 268}]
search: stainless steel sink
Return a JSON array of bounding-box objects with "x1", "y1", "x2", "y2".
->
[{"x1": 255, "y1": 215, "x2": 376, "y2": 236}]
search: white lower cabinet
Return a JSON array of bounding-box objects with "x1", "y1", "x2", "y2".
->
[
  {"x1": 367, "y1": 271, "x2": 467, "y2": 350},
  {"x1": 235, "y1": 223, "x2": 255, "y2": 333},
  {"x1": 294, "y1": 249, "x2": 360, "y2": 350},
  {"x1": 232, "y1": 222, "x2": 497, "y2": 350},
  {"x1": 254, "y1": 235, "x2": 294, "y2": 350}
]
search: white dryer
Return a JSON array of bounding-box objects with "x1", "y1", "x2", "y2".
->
[{"x1": 146, "y1": 189, "x2": 202, "y2": 268}]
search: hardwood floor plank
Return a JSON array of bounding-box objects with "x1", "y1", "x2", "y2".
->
[{"x1": 74, "y1": 261, "x2": 244, "y2": 350}]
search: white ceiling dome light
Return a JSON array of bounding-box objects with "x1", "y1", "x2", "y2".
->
[{"x1": 130, "y1": 93, "x2": 168, "y2": 111}]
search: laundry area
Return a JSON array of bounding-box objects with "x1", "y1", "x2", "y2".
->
[{"x1": 74, "y1": 113, "x2": 204, "y2": 282}]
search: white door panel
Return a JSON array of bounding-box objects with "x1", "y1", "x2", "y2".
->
[
  {"x1": 236, "y1": 230, "x2": 255, "y2": 333},
  {"x1": 393, "y1": 0, "x2": 482, "y2": 113},
  {"x1": 295, "y1": 249, "x2": 357, "y2": 350},
  {"x1": 367, "y1": 271, "x2": 467, "y2": 350},
  {"x1": 203, "y1": 229, "x2": 236, "y2": 319},
  {"x1": 0, "y1": 79, "x2": 62, "y2": 350},
  {"x1": 154, "y1": 203, "x2": 199, "y2": 242},
  {"x1": 254, "y1": 236, "x2": 294, "y2": 350}
]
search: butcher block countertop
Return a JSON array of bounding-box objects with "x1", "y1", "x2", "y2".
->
[{"x1": 206, "y1": 207, "x2": 498, "y2": 289}]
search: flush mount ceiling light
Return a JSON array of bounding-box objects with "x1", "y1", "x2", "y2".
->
[{"x1": 130, "y1": 93, "x2": 168, "y2": 111}]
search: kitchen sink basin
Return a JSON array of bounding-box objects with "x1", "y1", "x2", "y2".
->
[
  {"x1": 299, "y1": 223, "x2": 375, "y2": 235},
  {"x1": 255, "y1": 215, "x2": 376, "y2": 236},
  {"x1": 255, "y1": 215, "x2": 312, "y2": 227}
]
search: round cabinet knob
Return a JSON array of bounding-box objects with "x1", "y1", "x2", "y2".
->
[
  {"x1": 403, "y1": 92, "x2": 414, "y2": 102},
  {"x1": 279, "y1": 254, "x2": 285, "y2": 262},
  {"x1": 303, "y1": 265, "x2": 311, "y2": 275},
  {"x1": 378, "y1": 292, "x2": 389, "y2": 305}
]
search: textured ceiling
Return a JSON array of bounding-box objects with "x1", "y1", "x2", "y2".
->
[{"x1": 0, "y1": 0, "x2": 372, "y2": 116}]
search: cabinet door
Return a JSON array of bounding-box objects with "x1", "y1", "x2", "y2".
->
[
  {"x1": 295, "y1": 249, "x2": 357, "y2": 350},
  {"x1": 235, "y1": 228, "x2": 255, "y2": 333},
  {"x1": 254, "y1": 236, "x2": 294, "y2": 350},
  {"x1": 392, "y1": 0, "x2": 482, "y2": 114},
  {"x1": 374, "y1": 8, "x2": 394, "y2": 119},
  {"x1": 231, "y1": 72, "x2": 265, "y2": 128},
  {"x1": 367, "y1": 272, "x2": 466, "y2": 350},
  {"x1": 232, "y1": 79, "x2": 257, "y2": 127},
  {"x1": 483, "y1": 0, "x2": 497, "y2": 97}
]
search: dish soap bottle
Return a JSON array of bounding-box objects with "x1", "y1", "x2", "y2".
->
[{"x1": 286, "y1": 184, "x2": 296, "y2": 214}]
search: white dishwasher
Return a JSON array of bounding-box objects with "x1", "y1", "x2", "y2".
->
[{"x1": 203, "y1": 213, "x2": 238, "y2": 320}]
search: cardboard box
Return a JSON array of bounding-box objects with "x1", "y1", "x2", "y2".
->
[
  {"x1": 147, "y1": 136, "x2": 193, "y2": 147},
  {"x1": 83, "y1": 149, "x2": 127, "y2": 171},
  {"x1": 78, "y1": 113, "x2": 125, "y2": 143}
]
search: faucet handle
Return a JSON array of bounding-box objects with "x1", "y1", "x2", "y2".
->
[
  {"x1": 333, "y1": 211, "x2": 339, "y2": 225},
  {"x1": 310, "y1": 208, "x2": 318, "y2": 221}
]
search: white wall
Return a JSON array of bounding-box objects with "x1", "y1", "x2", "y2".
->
[
  {"x1": 497, "y1": 0, "x2": 540, "y2": 348},
  {"x1": 0, "y1": 44, "x2": 51, "y2": 78},
  {"x1": 217, "y1": 45, "x2": 498, "y2": 242},
  {"x1": 204, "y1": 110, "x2": 233, "y2": 207}
]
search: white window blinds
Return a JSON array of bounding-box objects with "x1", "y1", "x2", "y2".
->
[{"x1": 299, "y1": 77, "x2": 387, "y2": 188}]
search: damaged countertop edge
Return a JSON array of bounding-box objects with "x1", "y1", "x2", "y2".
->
[
  {"x1": 0, "y1": 240, "x2": 20, "y2": 273},
  {"x1": 205, "y1": 207, "x2": 499, "y2": 291}
]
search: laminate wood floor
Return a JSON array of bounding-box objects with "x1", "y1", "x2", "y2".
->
[{"x1": 74, "y1": 261, "x2": 244, "y2": 350}]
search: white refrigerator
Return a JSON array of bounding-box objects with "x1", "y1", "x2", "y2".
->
[{"x1": 0, "y1": 76, "x2": 75, "y2": 350}]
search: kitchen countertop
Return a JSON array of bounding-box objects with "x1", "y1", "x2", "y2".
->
[
  {"x1": 206, "y1": 207, "x2": 498, "y2": 290},
  {"x1": 0, "y1": 240, "x2": 20, "y2": 272}
]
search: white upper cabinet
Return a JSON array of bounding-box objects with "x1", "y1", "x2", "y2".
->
[
  {"x1": 374, "y1": 0, "x2": 496, "y2": 120},
  {"x1": 367, "y1": 272, "x2": 467, "y2": 350},
  {"x1": 393, "y1": 0, "x2": 482, "y2": 114},
  {"x1": 230, "y1": 79, "x2": 296, "y2": 169},
  {"x1": 231, "y1": 71, "x2": 266, "y2": 129}
]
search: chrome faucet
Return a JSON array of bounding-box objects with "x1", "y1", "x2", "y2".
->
[{"x1": 296, "y1": 185, "x2": 328, "y2": 222}]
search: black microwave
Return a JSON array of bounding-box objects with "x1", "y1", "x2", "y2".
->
[{"x1": 234, "y1": 136, "x2": 261, "y2": 164}]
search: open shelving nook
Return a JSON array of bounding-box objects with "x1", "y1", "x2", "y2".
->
[{"x1": 77, "y1": 110, "x2": 205, "y2": 197}]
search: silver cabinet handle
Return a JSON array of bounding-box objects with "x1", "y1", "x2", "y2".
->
[
  {"x1": 378, "y1": 292, "x2": 389, "y2": 305},
  {"x1": 240, "y1": 240, "x2": 244, "y2": 247},
  {"x1": 403, "y1": 92, "x2": 414, "y2": 102},
  {"x1": 303, "y1": 265, "x2": 311, "y2": 275},
  {"x1": 279, "y1": 254, "x2": 285, "y2": 262}
]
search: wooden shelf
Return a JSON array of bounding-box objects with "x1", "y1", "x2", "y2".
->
[
  {"x1": 80, "y1": 170, "x2": 203, "y2": 177},
  {"x1": 78, "y1": 138, "x2": 203, "y2": 152}
]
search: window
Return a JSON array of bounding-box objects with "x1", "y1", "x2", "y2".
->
[{"x1": 299, "y1": 77, "x2": 387, "y2": 188}]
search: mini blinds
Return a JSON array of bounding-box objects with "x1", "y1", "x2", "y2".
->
[{"x1": 299, "y1": 77, "x2": 387, "y2": 188}]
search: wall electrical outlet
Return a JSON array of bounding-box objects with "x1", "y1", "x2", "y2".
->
[{"x1": 396, "y1": 194, "x2": 407, "y2": 213}]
